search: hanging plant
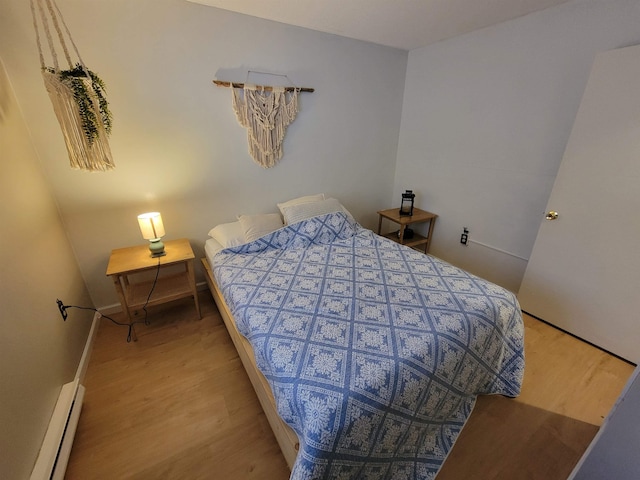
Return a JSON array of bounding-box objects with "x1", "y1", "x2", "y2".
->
[
  {"x1": 32, "y1": 0, "x2": 115, "y2": 171},
  {"x1": 46, "y1": 64, "x2": 112, "y2": 146}
]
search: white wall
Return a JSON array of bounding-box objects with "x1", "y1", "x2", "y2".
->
[
  {"x1": 0, "y1": 0, "x2": 407, "y2": 308},
  {"x1": 570, "y1": 367, "x2": 640, "y2": 480},
  {"x1": 0, "y1": 59, "x2": 94, "y2": 480},
  {"x1": 395, "y1": 0, "x2": 640, "y2": 292}
]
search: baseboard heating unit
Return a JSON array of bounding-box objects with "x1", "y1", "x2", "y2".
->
[{"x1": 30, "y1": 379, "x2": 85, "y2": 480}]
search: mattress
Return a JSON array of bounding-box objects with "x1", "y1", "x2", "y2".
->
[{"x1": 205, "y1": 237, "x2": 224, "y2": 267}]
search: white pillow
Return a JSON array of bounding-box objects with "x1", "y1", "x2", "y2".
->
[
  {"x1": 280, "y1": 197, "x2": 346, "y2": 225},
  {"x1": 277, "y1": 193, "x2": 325, "y2": 216},
  {"x1": 208, "y1": 221, "x2": 246, "y2": 248},
  {"x1": 238, "y1": 213, "x2": 284, "y2": 242}
]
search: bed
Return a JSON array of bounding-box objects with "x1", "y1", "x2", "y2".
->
[{"x1": 202, "y1": 197, "x2": 524, "y2": 479}]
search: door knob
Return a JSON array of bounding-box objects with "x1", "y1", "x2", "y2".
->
[{"x1": 545, "y1": 211, "x2": 559, "y2": 220}]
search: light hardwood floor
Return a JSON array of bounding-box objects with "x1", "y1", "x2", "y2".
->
[{"x1": 65, "y1": 292, "x2": 634, "y2": 479}]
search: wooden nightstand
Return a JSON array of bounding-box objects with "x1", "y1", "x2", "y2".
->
[
  {"x1": 377, "y1": 207, "x2": 438, "y2": 253},
  {"x1": 106, "y1": 238, "x2": 201, "y2": 324}
]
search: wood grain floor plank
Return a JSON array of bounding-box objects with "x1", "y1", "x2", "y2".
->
[{"x1": 65, "y1": 294, "x2": 633, "y2": 479}]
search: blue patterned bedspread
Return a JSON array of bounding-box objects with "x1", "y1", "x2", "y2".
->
[{"x1": 213, "y1": 212, "x2": 524, "y2": 479}]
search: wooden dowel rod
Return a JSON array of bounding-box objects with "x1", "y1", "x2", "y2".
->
[{"x1": 213, "y1": 80, "x2": 314, "y2": 93}]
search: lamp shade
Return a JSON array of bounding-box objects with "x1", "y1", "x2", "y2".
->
[{"x1": 137, "y1": 212, "x2": 165, "y2": 240}]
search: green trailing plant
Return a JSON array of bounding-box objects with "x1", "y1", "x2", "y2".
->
[{"x1": 47, "y1": 64, "x2": 112, "y2": 145}]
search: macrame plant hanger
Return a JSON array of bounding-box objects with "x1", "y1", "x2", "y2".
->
[
  {"x1": 215, "y1": 71, "x2": 313, "y2": 168},
  {"x1": 30, "y1": 0, "x2": 114, "y2": 172}
]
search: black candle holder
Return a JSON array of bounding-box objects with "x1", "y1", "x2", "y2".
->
[{"x1": 399, "y1": 190, "x2": 415, "y2": 216}]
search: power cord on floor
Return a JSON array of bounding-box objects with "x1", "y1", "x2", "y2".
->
[
  {"x1": 60, "y1": 305, "x2": 143, "y2": 342},
  {"x1": 59, "y1": 258, "x2": 162, "y2": 342}
]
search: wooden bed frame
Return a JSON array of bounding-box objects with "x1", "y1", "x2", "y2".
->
[{"x1": 201, "y1": 258, "x2": 299, "y2": 469}]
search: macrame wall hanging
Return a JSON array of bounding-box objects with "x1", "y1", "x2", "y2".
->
[
  {"x1": 30, "y1": 0, "x2": 114, "y2": 172},
  {"x1": 214, "y1": 72, "x2": 314, "y2": 168}
]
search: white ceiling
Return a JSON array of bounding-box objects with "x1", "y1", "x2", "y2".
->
[{"x1": 187, "y1": 0, "x2": 573, "y2": 51}]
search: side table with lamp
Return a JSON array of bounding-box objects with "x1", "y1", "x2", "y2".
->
[{"x1": 106, "y1": 212, "x2": 201, "y2": 335}]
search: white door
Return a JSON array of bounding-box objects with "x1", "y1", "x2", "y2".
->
[{"x1": 518, "y1": 44, "x2": 640, "y2": 364}]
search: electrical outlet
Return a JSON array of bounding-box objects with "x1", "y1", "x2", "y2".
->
[
  {"x1": 460, "y1": 228, "x2": 469, "y2": 245},
  {"x1": 56, "y1": 299, "x2": 68, "y2": 321}
]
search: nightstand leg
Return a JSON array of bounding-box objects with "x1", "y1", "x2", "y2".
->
[
  {"x1": 129, "y1": 323, "x2": 138, "y2": 342},
  {"x1": 111, "y1": 274, "x2": 131, "y2": 322},
  {"x1": 186, "y1": 259, "x2": 201, "y2": 319},
  {"x1": 425, "y1": 218, "x2": 436, "y2": 253},
  {"x1": 112, "y1": 274, "x2": 138, "y2": 341}
]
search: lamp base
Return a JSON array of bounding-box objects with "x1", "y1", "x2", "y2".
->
[{"x1": 148, "y1": 239, "x2": 166, "y2": 257}]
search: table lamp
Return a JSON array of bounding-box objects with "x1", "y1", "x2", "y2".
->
[{"x1": 137, "y1": 212, "x2": 166, "y2": 257}]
